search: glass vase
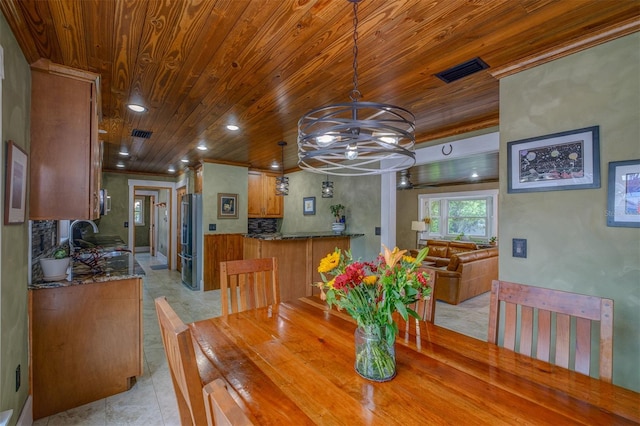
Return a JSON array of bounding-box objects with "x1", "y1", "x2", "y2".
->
[{"x1": 354, "y1": 324, "x2": 396, "y2": 382}]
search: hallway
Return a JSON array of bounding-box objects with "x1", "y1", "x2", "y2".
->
[{"x1": 33, "y1": 253, "x2": 489, "y2": 425}]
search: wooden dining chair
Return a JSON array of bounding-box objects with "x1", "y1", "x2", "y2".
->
[
  {"x1": 219, "y1": 257, "x2": 280, "y2": 316},
  {"x1": 488, "y1": 280, "x2": 614, "y2": 382},
  {"x1": 202, "y1": 378, "x2": 255, "y2": 426},
  {"x1": 155, "y1": 296, "x2": 207, "y2": 425},
  {"x1": 394, "y1": 268, "x2": 436, "y2": 341}
]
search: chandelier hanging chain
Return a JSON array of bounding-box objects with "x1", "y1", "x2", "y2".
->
[
  {"x1": 296, "y1": 0, "x2": 416, "y2": 176},
  {"x1": 350, "y1": 0, "x2": 360, "y2": 102}
]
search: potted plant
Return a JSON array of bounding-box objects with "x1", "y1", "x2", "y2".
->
[
  {"x1": 489, "y1": 236, "x2": 497, "y2": 246},
  {"x1": 330, "y1": 204, "x2": 346, "y2": 233},
  {"x1": 39, "y1": 247, "x2": 70, "y2": 281}
]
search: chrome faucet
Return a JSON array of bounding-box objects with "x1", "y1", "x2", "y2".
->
[{"x1": 69, "y1": 220, "x2": 99, "y2": 255}]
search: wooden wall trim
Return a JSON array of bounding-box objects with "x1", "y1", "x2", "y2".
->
[{"x1": 490, "y1": 18, "x2": 640, "y2": 80}]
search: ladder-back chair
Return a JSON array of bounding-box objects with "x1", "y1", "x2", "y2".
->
[
  {"x1": 202, "y1": 378, "x2": 255, "y2": 426},
  {"x1": 219, "y1": 257, "x2": 280, "y2": 316},
  {"x1": 488, "y1": 280, "x2": 614, "y2": 382},
  {"x1": 155, "y1": 296, "x2": 207, "y2": 425}
]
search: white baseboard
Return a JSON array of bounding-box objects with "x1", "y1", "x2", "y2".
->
[
  {"x1": 135, "y1": 246, "x2": 150, "y2": 253},
  {"x1": 16, "y1": 395, "x2": 32, "y2": 426}
]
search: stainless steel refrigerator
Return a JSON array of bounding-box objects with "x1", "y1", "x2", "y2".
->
[{"x1": 180, "y1": 193, "x2": 203, "y2": 290}]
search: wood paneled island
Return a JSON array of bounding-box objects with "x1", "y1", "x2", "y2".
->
[{"x1": 243, "y1": 233, "x2": 363, "y2": 302}]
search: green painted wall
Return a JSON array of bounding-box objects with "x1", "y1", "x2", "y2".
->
[
  {"x1": 0, "y1": 12, "x2": 31, "y2": 423},
  {"x1": 201, "y1": 163, "x2": 248, "y2": 234},
  {"x1": 499, "y1": 34, "x2": 640, "y2": 391},
  {"x1": 99, "y1": 172, "x2": 174, "y2": 244},
  {"x1": 282, "y1": 171, "x2": 381, "y2": 261}
]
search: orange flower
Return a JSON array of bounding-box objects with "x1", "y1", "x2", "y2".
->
[{"x1": 382, "y1": 244, "x2": 406, "y2": 269}]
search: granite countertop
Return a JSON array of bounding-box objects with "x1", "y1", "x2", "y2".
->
[
  {"x1": 30, "y1": 248, "x2": 145, "y2": 290},
  {"x1": 245, "y1": 232, "x2": 365, "y2": 240}
]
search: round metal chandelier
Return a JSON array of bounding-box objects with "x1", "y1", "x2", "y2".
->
[{"x1": 297, "y1": 0, "x2": 416, "y2": 176}]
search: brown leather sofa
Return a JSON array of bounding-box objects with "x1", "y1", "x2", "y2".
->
[
  {"x1": 422, "y1": 247, "x2": 498, "y2": 305},
  {"x1": 416, "y1": 239, "x2": 478, "y2": 267}
]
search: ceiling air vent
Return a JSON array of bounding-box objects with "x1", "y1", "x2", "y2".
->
[
  {"x1": 131, "y1": 129, "x2": 153, "y2": 139},
  {"x1": 435, "y1": 57, "x2": 489, "y2": 84}
]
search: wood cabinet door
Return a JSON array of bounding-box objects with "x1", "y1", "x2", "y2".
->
[
  {"x1": 263, "y1": 172, "x2": 284, "y2": 218},
  {"x1": 247, "y1": 171, "x2": 264, "y2": 217},
  {"x1": 30, "y1": 71, "x2": 93, "y2": 219}
]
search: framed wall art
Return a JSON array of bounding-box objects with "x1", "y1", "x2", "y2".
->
[
  {"x1": 507, "y1": 126, "x2": 600, "y2": 193},
  {"x1": 4, "y1": 140, "x2": 28, "y2": 225},
  {"x1": 217, "y1": 193, "x2": 238, "y2": 219},
  {"x1": 606, "y1": 159, "x2": 640, "y2": 228},
  {"x1": 303, "y1": 196, "x2": 316, "y2": 215}
]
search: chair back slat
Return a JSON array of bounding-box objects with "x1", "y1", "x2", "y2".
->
[
  {"x1": 555, "y1": 313, "x2": 571, "y2": 369},
  {"x1": 536, "y1": 310, "x2": 551, "y2": 362},
  {"x1": 519, "y1": 306, "x2": 534, "y2": 356},
  {"x1": 503, "y1": 302, "x2": 517, "y2": 351},
  {"x1": 203, "y1": 378, "x2": 255, "y2": 426},
  {"x1": 488, "y1": 280, "x2": 614, "y2": 382},
  {"x1": 575, "y1": 317, "x2": 592, "y2": 376},
  {"x1": 220, "y1": 258, "x2": 279, "y2": 316},
  {"x1": 155, "y1": 297, "x2": 207, "y2": 425}
]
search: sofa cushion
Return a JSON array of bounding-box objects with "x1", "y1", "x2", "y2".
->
[
  {"x1": 446, "y1": 241, "x2": 477, "y2": 257},
  {"x1": 428, "y1": 245, "x2": 449, "y2": 258}
]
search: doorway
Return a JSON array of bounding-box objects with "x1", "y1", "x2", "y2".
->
[{"x1": 128, "y1": 179, "x2": 177, "y2": 269}]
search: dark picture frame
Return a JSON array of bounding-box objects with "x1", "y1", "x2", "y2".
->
[
  {"x1": 4, "y1": 140, "x2": 28, "y2": 225},
  {"x1": 606, "y1": 159, "x2": 640, "y2": 228},
  {"x1": 303, "y1": 196, "x2": 316, "y2": 215},
  {"x1": 217, "y1": 193, "x2": 238, "y2": 219},
  {"x1": 507, "y1": 126, "x2": 600, "y2": 193}
]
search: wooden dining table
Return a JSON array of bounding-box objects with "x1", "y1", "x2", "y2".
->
[{"x1": 189, "y1": 297, "x2": 640, "y2": 425}]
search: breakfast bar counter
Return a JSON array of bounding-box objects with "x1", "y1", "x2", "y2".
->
[{"x1": 244, "y1": 233, "x2": 363, "y2": 301}]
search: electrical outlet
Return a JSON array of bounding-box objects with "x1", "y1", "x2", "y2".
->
[
  {"x1": 209, "y1": 224, "x2": 216, "y2": 231},
  {"x1": 375, "y1": 227, "x2": 381, "y2": 236},
  {"x1": 15, "y1": 364, "x2": 20, "y2": 391},
  {"x1": 124, "y1": 221, "x2": 129, "y2": 228}
]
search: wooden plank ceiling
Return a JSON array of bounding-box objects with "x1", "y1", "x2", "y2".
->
[{"x1": 1, "y1": 0, "x2": 638, "y2": 185}]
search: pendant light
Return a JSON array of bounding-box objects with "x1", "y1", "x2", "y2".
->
[
  {"x1": 322, "y1": 174, "x2": 334, "y2": 198},
  {"x1": 275, "y1": 141, "x2": 289, "y2": 196},
  {"x1": 297, "y1": 0, "x2": 416, "y2": 176}
]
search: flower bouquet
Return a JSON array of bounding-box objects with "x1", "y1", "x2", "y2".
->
[{"x1": 316, "y1": 245, "x2": 431, "y2": 381}]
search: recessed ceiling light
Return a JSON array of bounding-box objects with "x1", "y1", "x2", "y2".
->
[
  {"x1": 98, "y1": 129, "x2": 107, "y2": 134},
  {"x1": 270, "y1": 162, "x2": 280, "y2": 169},
  {"x1": 197, "y1": 145, "x2": 208, "y2": 151},
  {"x1": 116, "y1": 162, "x2": 125, "y2": 168},
  {"x1": 127, "y1": 104, "x2": 147, "y2": 113},
  {"x1": 471, "y1": 172, "x2": 479, "y2": 178},
  {"x1": 226, "y1": 124, "x2": 239, "y2": 131},
  {"x1": 181, "y1": 158, "x2": 189, "y2": 163},
  {"x1": 119, "y1": 150, "x2": 129, "y2": 156},
  {"x1": 168, "y1": 166, "x2": 176, "y2": 173}
]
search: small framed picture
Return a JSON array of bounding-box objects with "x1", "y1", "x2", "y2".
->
[
  {"x1": 4, "y1": 141, "x2": 28, "y2": 225},
  {"x1": 606, "y1": 159, "x2": 640, "y2": 228},
  {"x1": 217, "y1": 193, "x2": 238, "y2": 219},
  {"x1": 303, "y1": 196, "x2": 316, "y2": 215},
  {"x1": 507, "y1": 126, "x2": 600, "y2": 193}
]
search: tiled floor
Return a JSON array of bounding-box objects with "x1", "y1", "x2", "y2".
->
[{"x1": 33, "y1": 253, "x2": 489, "y2": 425}]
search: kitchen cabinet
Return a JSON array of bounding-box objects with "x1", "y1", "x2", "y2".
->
[
  {"x1": 29, "y1": 59, "x2": 102, "y2": 220},
  {"x1": 248, "y1": 170, "x2": 283, "y2": 217},
  {"x1": 29, "y1": 278, "x2": 143, "y2": 419}
]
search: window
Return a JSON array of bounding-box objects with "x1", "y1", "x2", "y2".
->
[
  {"x1": 419, "y1": 190, "x2": 498, "y2": 241},
  {"x1": 134, "y1": 197, "x2": 145, "y2": 226}
]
